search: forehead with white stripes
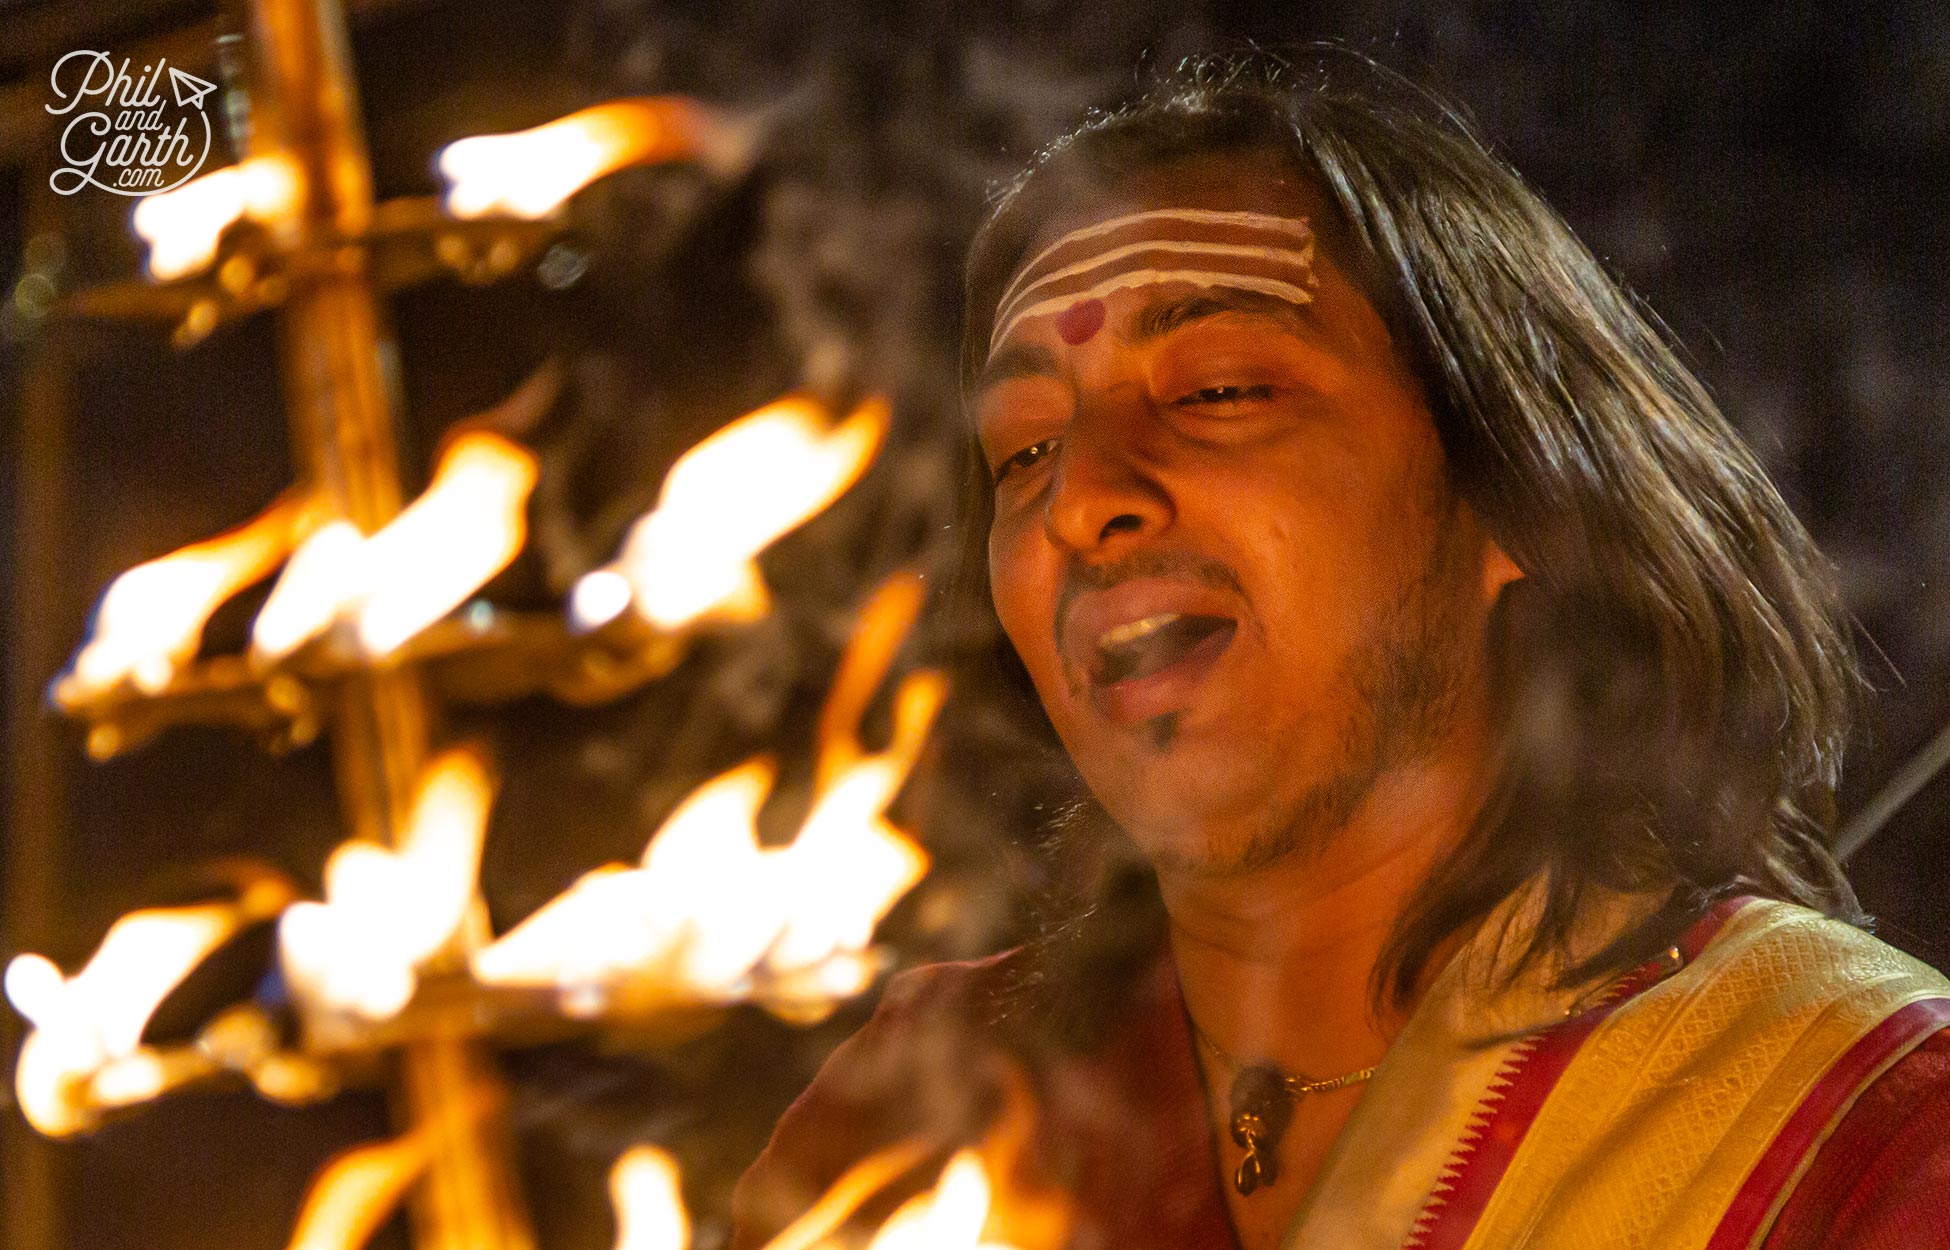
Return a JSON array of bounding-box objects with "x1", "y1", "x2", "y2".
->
[{"x1": 988, "y1": 208, "x2": 1318, "y2": 355}]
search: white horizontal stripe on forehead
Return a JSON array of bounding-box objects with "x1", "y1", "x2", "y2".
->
[
  {"x1": 995, "y1": 207, "x2": 1314, "y2": 317},
  {"x1": 989, "y1": 269, "x2": 1318, "y2": 354},
  {"x1": 990, "y1": 237, "x2": 1316, "y2": 350}
]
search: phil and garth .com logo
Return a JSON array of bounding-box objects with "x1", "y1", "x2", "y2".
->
[{"x1": 46, "y1": 50, "x2": 220, "y2": 197}]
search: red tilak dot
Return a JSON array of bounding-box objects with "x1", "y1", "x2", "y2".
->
[{"x1": 1054, "y1": 298, "x2": 1106, "y2": 345}]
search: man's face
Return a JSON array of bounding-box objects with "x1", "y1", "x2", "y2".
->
[{"x1": 974, "y1": 153, "x2": 1513, "y2": 875}]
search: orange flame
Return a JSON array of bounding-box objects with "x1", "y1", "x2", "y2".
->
[
  {"x1": 763, "y1": 574, "x2": 939, "y2": 1008},
  {"x1": 850, "y1": 1076, "x2": 1067, "y2": 1250},
  {"x1": 590, "y1": 1080, "x2": 1066, "y2": 1250},
  {"x1": 866, "y1": 1151, "x2": 1013, "y2": 1250},
  {"x1": 4, "y1": 877, "x2": 295, "y2": 1137},
  {"x1": 251, "y1": 431, "x2": 538, "y2": 661},
  {"x1": 741, "y1": 1072, "x2": 1069, "y2": 1250},
  {"x1": 569, "y1": 395, "x2": 888, "y2": 634},
  {"x1": 963, "y1": 1071, "x2": 1073, "y2": 1250},
  {"x1": 759, "y1": 1139, "x2": 935, "y2": 1250},
  {"x1": 58, "y1": 488, "x2": 323, "y2": 703},
  {"x1": 603, "y1": 1133, "x2": 1053, "y2": 1250},
  {"x1": 439, "y1": 98, "x2": 717, "y2": 221},
  {"x1": 474, "y1": 574, "x2": 937, "y2": 1017},
  {"x1": 131, "y1": 155, "x2": 303, "y2": 281},
  {"x1": 610, "y1": 1145, "x2": 691, "y2": 1250},
  {"x1": 281, "y1": 1131, "x2": 431, "y2": 1250},
  {"x1": 279, "y1": 746, "x2": 494, "y2": 1021},
  {"x1": 86, "y1": 1047, "x2": 215, "y2": 1109},
  {"x1": 468, "y1": 756, "x2": 796, "y2": 1007},
  {"x1": 764, "y1": 667, "x2": 943, "y2": 994},
  {"x1": 198, "y1": 1001, "x2": 339, "y2": 1105}
]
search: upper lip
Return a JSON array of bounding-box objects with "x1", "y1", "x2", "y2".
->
[{"x1": 1058, "y1": 576, "x2": 1241, "y2": 685}]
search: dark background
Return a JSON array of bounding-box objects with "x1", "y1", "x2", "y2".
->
[{"x1": 2, "y1": 2, "x2": 1946, "y2": 1248}]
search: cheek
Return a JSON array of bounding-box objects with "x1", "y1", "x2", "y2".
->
[
  {"x1": 1201, "y1": 471, "x2": 1380, "y2": 654},
  {"x1": 987, "y1": 513, "x2": 1061, "y2": 673}
]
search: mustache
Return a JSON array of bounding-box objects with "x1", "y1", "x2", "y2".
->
[{"x1": 1053, "y1": 548, "x2": 1245, "y2": 645}]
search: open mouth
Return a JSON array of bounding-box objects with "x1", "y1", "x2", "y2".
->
[{"x1": 1091, "y1": 612, "x2": 1237, "y2": 687}]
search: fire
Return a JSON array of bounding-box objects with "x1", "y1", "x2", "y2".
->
[
  {"x1": 598, "y1": 1110, "x2": 1061, "y2": 1250},
  {"x1": 467, "y1": 758, "x2": 772, "y2": 1006},
  {"x1": 252, "y1": 431, "x2": 538, "y2": 661},
  {"x1": 762, "y1": 574, "x2": 938, "y2": 1006},
  {"x1": 348, "y1": 431, "x2": 537, "y2": 657},
  {"x1": 867, "y1": 1151, "x2": 1014, "y2": 1250},
  {"x1": 760, "y1": 1140, "x2": 934, "y2": 1250},
  {"x1": 198, "y1": 1001, "x2": 339, "y2": 1105},
  {"x1": 4, "y1": 876, "x2": 296, "y2": 1137},
  {"x1": 764, "y1": 668, "x2": 942, "y2": 988},
  {"x1": 282, "y1": 1131, "x2": 431, "y2": 1250},
  {"x1": 569, "y1": 395, "x2": 888, "y2": 634},
  {"x1": 279, "y1": 746, "x2": 495, "y2": 1021},
  {"x1": 473, "y1": 574, "x2": 938, "y2": 1017},
  {"x1": 58, "y1": 488, "x2": 323, "y2": 703},
  {"x1": 851, "y1": 1075, "x2": 1067, "y2": 1250},
  {"x1": 132, "y1": 155, "x2": 303, "y2": 281},
  {"x1": 773, "y1": 1135, "x2": 1053, "y2": 1250},
  {"x1": 87, "y1": 1048, "x2": 209, "y2": 1108},
  {"x1": 439, "y1": 98, "x2": 718, "y2": 221},
  {"x1": 610, "y1": 1145, "x2": 690, "y2": 1250},
  {"x1": 251, "y1": 520, "x2": 365, "y2": 661}
]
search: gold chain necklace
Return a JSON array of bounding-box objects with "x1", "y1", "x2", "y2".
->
[{"x1": 1190, "y1": 1020, "x2": 1379, "y2": 1196}]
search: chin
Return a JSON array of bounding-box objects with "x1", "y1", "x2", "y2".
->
[
  {"x1": 1119, "y1": 809, "x2": 1304, "y2": 877},
  {"x1": 1084, "y1": 723, "x2": 1376, "y2": 876},
  {"x1": 1089, "y1": 753, "x2": 1269, "y2": 867}
]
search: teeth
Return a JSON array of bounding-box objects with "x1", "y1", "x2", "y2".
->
[{"x1": 1098, "y1": 613, "x2": 1181, "y2": 651}]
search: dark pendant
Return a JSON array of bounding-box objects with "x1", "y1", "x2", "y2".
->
[{"x1": 1228, "y1": 1063, "x2": 1294, "y2": 1195}]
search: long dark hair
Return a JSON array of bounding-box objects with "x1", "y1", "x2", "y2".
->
[{"x1": 954, "y1": 52, "x2": 1867, "y2": 1013}]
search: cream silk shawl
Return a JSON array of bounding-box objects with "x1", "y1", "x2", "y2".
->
[{"x1": 1282, "y1": 895, "x2": 1950, "y2": 1250}]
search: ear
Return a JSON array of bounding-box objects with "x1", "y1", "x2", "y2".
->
[
  {"x1": 1457, "y1": 498, "x2": 1525, "y2": 607},
  {"x1": 1481, "y1": 538, "x2": 1525, "y2": 606}
]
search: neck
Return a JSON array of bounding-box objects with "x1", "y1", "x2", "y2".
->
[{"x1": 1156, "y1": 740, "x2": 1490, "y2": 1080}]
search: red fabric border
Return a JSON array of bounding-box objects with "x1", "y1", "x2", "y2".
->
[
  {"x1": 1702, "y1": 996, "x2": 1950, "y2": 1250},
  {"x1": 1403, "y1": 896, "x2": 1750, "y2": 1250}
]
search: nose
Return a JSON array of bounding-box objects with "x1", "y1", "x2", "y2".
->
[{"x1": 1043, "y1": 400, "x2": 1173, "y2": 554}]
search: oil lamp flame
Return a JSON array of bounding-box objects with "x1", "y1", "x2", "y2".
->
[
  {"x1": 282, "y1": 1132, "x2": 431, "y2": 1250},
  {"x1": 759, "y1": 1072, "x2": 1067, "y2": 1250},
  {"x1": 466, "y1": 758, "x2": 780, "y2": 1005},
  {"x1": 60, "y1": 488, "x2": 321, "y2": 703},
  {"x1": 592, "y1": 1142, "x2": 1033, "y2": 1250},
  {"x1": 867, "y1": 1151, "x2": 1018, "y2": 1250},
  {"x1": 250, "y1": 520, "x2": 364, "y2": 662},
  {"x1": 570, "y1": 395, "x2": 888, "y2": 634},
  {"x1": 474, "y1": 573, "x2": 937, "y2": 1014},
  {"x1": 610, "y1": 1145, "x2": 691, "y2": 1250},
  {"x1": 131, "y1": 155, "x2": 302, "y2": 281},
  {"x1": 765, "y1": 668, "x2": 941, "y2": 983},
  {"x1": 350, "y1": 431, "x2": 536, "y2": 656},
  {"x1": 279, "y1": 746, "x2": 494, "y2": 1020},
  {"x1": 756, "y1": 1140, "x2": 934, "y2": 1250},
  {"x1": 865, "y1": 1074, "x2": 1067, "y2": 1250},
  {"x1": 4, "y1": 879, "x2": 295, "y2": 1137},
  {"x1": 438, "y1": 98, "x2": 715, "y2": 221},
  {"x1": 251, "y1": 431, "x2": 537, "y2": 661}
]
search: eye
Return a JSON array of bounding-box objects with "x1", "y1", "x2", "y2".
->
[
  {"x1": 1175, "y1": 383, "x2": 1275, "y2": 407},
  {"x1": 992, "y1": 437, "x2": 1059, "y2": 485}
]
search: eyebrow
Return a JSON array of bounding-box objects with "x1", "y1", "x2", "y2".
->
[
  {"x1": 1128, "y1": 289, "x2": 1315, "y2": 344},
  {"x1": 975, "y1": 340, "x2": 1062, "y2": 394}
]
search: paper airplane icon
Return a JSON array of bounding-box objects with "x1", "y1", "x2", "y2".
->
[{"x1": 167, "y1": 65, "x2": 219, "y2": 110}]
